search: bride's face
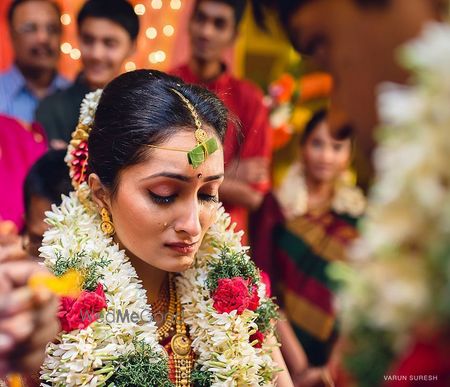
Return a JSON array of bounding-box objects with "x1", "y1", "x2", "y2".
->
[{"x1": 101, "y1": 129, "x2": 224, "y2": 272}]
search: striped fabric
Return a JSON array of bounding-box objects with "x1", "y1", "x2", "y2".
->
[
  {"x1": 251, "y1": 193, "x2": 360, "y2": 366},
  {"x1": 275, "y1": 212, "x2": 358, "y2": 365},
  {"x1": 0, "y1": 65, "x2": 69, "y2": 123}
]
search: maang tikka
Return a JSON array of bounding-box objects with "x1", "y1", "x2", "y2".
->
[{"x1": 147, "y1": 88, "x2": 218, "y2": 168}]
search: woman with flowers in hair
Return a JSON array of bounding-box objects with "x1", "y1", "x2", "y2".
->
[
  {"x1": 38, "y1": 69, "x2": 293, "y2": 386},
  {"x1": 252, "y1": 109, "x2": 366, "y2": 386}
]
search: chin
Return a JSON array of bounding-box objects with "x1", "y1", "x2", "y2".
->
[
  {"x1": 87, "y1": 77, "x2": 109, "y2": 89},
  {"x1": 166, "y1": 256, "x2": 195, "y2": 273},
  {"x1": 193, "y1": 51, "x2": 216, "y2": 64},
  {"x1": 33, "y1": 60, "x2": 58, "y2": 71}
]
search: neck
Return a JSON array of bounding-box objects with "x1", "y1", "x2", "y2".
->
[
  {"x1": 189, "y1": 57, "x2": 223, "y2": 82},
  {"x1": 84, "y1": 75, "x2": 107, "y2": 91},
  {"x1": 305, "y1": 174, "x2": 334, "y2": 211},
  {"x1": 16, "y1": 62, "x2": 55, "y2": 99},
  {"x1": 126, "y1": 251, "x2": 168, "y2": 305}
]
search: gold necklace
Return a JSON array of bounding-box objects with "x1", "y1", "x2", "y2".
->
[
  {"x1": 152, "y1": 280, "x2": 169, "y2": 315},
  {"x1": 156, "y1": 276, "x2": 176, "y2": 341},
  {"x1": 156, "y1": 274, "x2": 193, "y2": 386},
  {"x1": 171, "y1": 294, "x2": 192, "y2": 386}
]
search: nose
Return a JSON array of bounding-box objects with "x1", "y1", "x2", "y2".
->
[
  {"x1": 35, "y1": 25, "x2": 50, "y2": 43},
  {"x1": 87, "y1": 42, "x2": 104, "y2": 60},
  {"x1": 198, "y1": 21, "x2": 215, "y2": 39},
  {"x1": 173, "y1": 199, "x2": 202, "y2": 239},
  {"x1": 321, "y1": 147, "x2": 334, "y2": 164}
]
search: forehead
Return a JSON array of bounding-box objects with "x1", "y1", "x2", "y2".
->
[
  {"x1": 12, "y1": 0, "x2": 59, "y2": 24},
  {"x1": 194, "y1": 1, "x2": 235, "y2": 21},
  {"x1": 306, "y1": 121, "x2": 350, "y2": 143},
  {"x1": 120, "y1": 129, "x2": 224, "y2": 181},
  {"x1": 79, "y1": 17, "x2": 131, "y2": 40}
]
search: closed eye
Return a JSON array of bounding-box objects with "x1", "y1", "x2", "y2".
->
[
  {"x1": 198, "y1": 193, "x2": 219, "y2": 203},
  {"x1": 149, "y1": 192, "x2": 177, "y2": 205},
  {"x1": 149, "y1": 192, "x2": 218, "y2": 205}
]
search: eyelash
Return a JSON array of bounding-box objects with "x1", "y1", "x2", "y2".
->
[{"x1": 149, "y1": 192, "x2": 218, "y2": 205}]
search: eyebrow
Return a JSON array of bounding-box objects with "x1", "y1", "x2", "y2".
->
[{"x1": 142, "y1": 172, "x2": 224, "y2": 183}]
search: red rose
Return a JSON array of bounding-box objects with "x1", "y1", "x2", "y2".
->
[
  {"x1": 250, "y1": 331, "x2": 265, "y2": 348},
  {"x1": 212, "y1": 277, "x2": 252, "y2": 314},
  {"x1": 248, "y1": 285, "x2": 260, "y2": 311},
  {"x1": 260, "y1": 271, "x2": 272, "y2": 297},
  {"x1": 58, "y1": 283, "x2": 107, "y2": 331}
]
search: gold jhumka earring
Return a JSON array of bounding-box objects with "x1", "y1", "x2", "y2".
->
[{"x1": 100, "y1": 208, "x2": 115, "y2": 237}]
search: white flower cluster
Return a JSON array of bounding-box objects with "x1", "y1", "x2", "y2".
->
[
  {"x1": 79, "y1": 89, "x2": 103, "y2": 127},
  {"x1": 275, "y1": 161, "x2": 366, "y2": 220},
  {"x1": 177, "y1": 207, "x2": 279, "y2": 386},
  {"x1": 338, "y1": 20, "x2": 450, "y2": 349},
  {"x1": 39, "y1": 193, "x2": 279, "y2": 386},
  {"x1": 39, "y1": 186, "x2": 162, "y2": 386}
]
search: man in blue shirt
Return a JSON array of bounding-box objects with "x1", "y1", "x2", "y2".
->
[{"x1": 0, "y1": 0, "x2": 69, "y2": 123}]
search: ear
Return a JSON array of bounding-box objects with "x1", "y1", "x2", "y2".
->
[{"x1": 89, "y1": 173, "x2": 112, "y2": 211}]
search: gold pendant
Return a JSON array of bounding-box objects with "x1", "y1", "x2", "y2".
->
[{"x1": 171, "y1": 333, "x2": 191, "y2": 357}]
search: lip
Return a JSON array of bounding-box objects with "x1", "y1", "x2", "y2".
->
[
  {"x1": 193, "y1": 38, "x2": 212, "y2": 52},
  {"x1": 165, "y1": 241, "x2": 198, "y2": 254},
  {"x1": 86, "y1": 65, "x2": 108, "y2": 74}
]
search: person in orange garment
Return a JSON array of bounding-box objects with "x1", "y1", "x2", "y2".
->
[{"x1": 171, "y1": 0, "x2": 271, "y2": 244}]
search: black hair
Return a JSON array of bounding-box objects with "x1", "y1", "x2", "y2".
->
[
  {"x1": 88, "y1": 69, "x2": 228, "y2": 194},
  {"x1": 194, "y1": 0, "x2": 247, "y2": 27},
  {"x1": 300, "y1": 109, "x2": 353, "y2": 145},
  {"x1": 77, "y1": 0, "x2": 140, "y2": 41},
  {"x1": 8, "y1": 0, "x2": 61, "y2": 26},
  {"x1": 252, "y1": 0, "x2": 389, "y2": 29},
  {"x1": 24, "y1": 149, "x2": 72, "y2": 214}
]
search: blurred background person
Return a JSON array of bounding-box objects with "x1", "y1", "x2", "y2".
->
[
  {"x1": 0, "y1": 115, "x2": 47, "y2": 232},
  {"x1": 171, "y1": 0, "x2": 272, "y2": 244},
  {"x1": 254, "y1": 1, "x2": 450, "y2": 386},
  {"x1": 36, "y1": 0, "x2": 139, "y2": 148},
  {"x1": 0, "y1": 0, "x2": 69, "y2": 123},
  {"x1": 23, "y1": 149, "x2": 72, "y2": 257},
  {"x1": 252, "y1": 110, "x2": 365, "y2": 386}
]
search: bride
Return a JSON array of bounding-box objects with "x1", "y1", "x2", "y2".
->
[{"x1": 39, "y1": 70, "x2": 293, "y2": 386}]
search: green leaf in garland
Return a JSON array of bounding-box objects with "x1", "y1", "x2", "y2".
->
[
  {"x1": 206, "y1": 247, "x2": 259, "y2": 293},
  {"x1": 108, "y1": 340, "x2": 174, "y2": 387},
  {"x1": 52, "y1": 251, "x2": 111, "y2": 291},
  {"x1": 255, "y1": 299, "x2": 279, "y2": 334},
  {"x1": 191, "y1": 368, "x2": 213, "y2": 387}
]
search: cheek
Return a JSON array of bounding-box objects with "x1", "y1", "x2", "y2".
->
[
  {"x1": 330, "y1": 152, "x2": 349, "y2": 172},
  {"x1": 218, "y1": 31, "x2": 233, "y2": 47},
  {"x1": 199, "y1": 203, "x2": 218, "y2": 234},
  {"x1": 302, "y1": 148, "x2": 319, "y2": 166},
  {"x1": 107, "y1": 48, "x2": 128, "y2": 68},
  {"x1": 111, "y1": 193, "x2": 159, "y2": 243}
]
